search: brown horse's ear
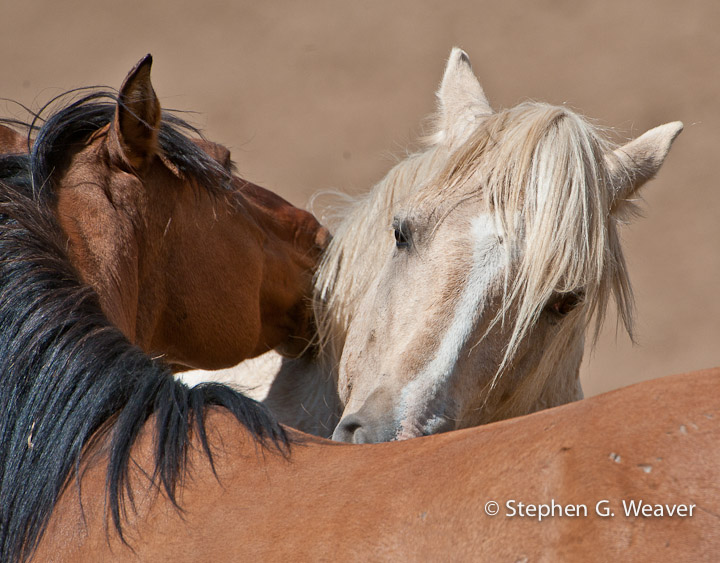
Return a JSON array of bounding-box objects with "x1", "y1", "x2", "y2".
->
[
  {"x1": 0, "y1": 124, "x2": 30, "y2": 154},
  {"x1": 112, "y1": 54, "x2": 161, "y2": 170}
]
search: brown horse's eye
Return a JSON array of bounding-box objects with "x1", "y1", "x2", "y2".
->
[{"x1": 547, "y1": 291, "x2": 584, "y2": 317}]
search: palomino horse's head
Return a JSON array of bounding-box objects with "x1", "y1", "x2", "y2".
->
[
  {"x1": 325, "y1": 48, "x2": 682, "y2": 442},
  {"x1": 5, "y1": 56, "x2": 328, "y2": 370}
]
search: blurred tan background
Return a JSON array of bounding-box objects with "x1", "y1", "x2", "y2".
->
[{"x1": 3, "y1": 0, "x2": 717, "y2": 396}]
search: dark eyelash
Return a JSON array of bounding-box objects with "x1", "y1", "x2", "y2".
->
[
  {"x1": 546, "y1": 291, "x2": 585, "y2": 317},
  {"x1": 393, "y1": 218, "x2": 411, "y2": 249}
]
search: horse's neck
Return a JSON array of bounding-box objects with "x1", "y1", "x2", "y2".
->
[
  {"x1": 262, "y1": 351, "x2": 341, "y2": 438},
  {"x1": 230, "y1": 347, "x2": 342, "y2": 439},
  {"x1": 178, "y1": 348, "x2": 342, "y2": 438}
]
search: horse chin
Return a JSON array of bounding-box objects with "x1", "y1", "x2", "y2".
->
[
  {"x1": 274, "y1": 336, "x2": 312, "y2": 359},
  {"x1": 270, "y1": 300, "x2": 317, "y2": 358}
]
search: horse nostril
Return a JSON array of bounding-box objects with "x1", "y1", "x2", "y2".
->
[
  {"x1": 344, "y1": 421, "x2": 362, "y2": 433},
  {"x1": 331, "y1": 414, "x2": 365, "y2": 443}
]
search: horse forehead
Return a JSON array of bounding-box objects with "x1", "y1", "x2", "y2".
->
[
  {"x1": 175, "y1": 138, "x2": 327, "y2": 248},
  {"x1": 397, "y1": 212, "x2": 508, "y2": 372},
  {"x1": 393, "y1": 212, "x2": 508, "y2": 422},
  {"x1": 428, "y1": 212, "x2": 508, "y2": 331},
  {"x1": 468, "y1": 212, "x2": 504, "y2": 251},
  {"x1": 431, "y1": 207, "x2": 505, "y2": 256},
  {"x1": 0, "y1": 124, "x2": 28, "y2": 153}
]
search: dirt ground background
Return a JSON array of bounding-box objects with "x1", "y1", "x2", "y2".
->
[{"x1": 3, "y1": 0, "x2": 717, "y2": 397}]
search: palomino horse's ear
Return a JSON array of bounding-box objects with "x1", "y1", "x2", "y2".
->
[
  {"x1": 112, "y1": 54, "x2": 161, "y2": 170},
  {"x1": 608, "y1": 122, "x2": 683, "y2": 211},
  {"x1": 432, "y1": 48, "x2": 493, "y2": 147}
]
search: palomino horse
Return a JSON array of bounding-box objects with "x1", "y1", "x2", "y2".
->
[
  {"x1": 183, "y1": 49, "x2": 682, "y2": 442},
  {"x1": 1, "y1": 185, "x2": 717, "y2": 560},
  {"x1": 0, "y1": 55, "x2": 328, "y2": 370}
]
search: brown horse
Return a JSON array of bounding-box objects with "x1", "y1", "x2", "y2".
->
[
  {"x1": 37, "y1": 364, "x2": 720, "y2": 560},
  {"x1": 0, "y1": 56, "x2": 328, "y2": 370},
  {"x1": 0, "y1": 55, "x2": 329, "y2": 562}
]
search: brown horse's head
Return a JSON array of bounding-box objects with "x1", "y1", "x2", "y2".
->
[{"x1": 40, "y1": 56, "x2": 328, "y2": 369}]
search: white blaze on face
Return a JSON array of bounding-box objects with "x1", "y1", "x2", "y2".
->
[{"x1": 396, "y1": 214, "x2": 508, "y2": 438}]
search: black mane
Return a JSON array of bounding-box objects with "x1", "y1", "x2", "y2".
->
[
  {"x1": 3, "y1": 88, "x2": 234, "y2": 201},
  {"x1": 0, "y1": 93, "x2": 288, "y2": 562}
]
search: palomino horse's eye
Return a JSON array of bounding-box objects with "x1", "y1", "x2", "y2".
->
[
  {"x1": 393, "y1": 219, "x2": 411, "y2": 249},
  {"x1": 546, "y1": 291, "x2": 584, "y2": 317}
]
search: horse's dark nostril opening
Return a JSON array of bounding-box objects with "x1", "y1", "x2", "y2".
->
[
  {"x1": 343, "y1": 421, "x2": 361, "y2": 433},
  {"x1": 332, "y1": 414, "x2": 365, "y2": 443}
]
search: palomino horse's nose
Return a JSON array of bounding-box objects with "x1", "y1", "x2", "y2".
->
[
  {"x1": 332, "y1": 414, "x2": 370, "y2": 443},
  {"x1": 332, "y1": 412, "x2": 401, "y2": 443},
  {"x1": 333, "y1": 386, "x2": 400, "y2": 442}
]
